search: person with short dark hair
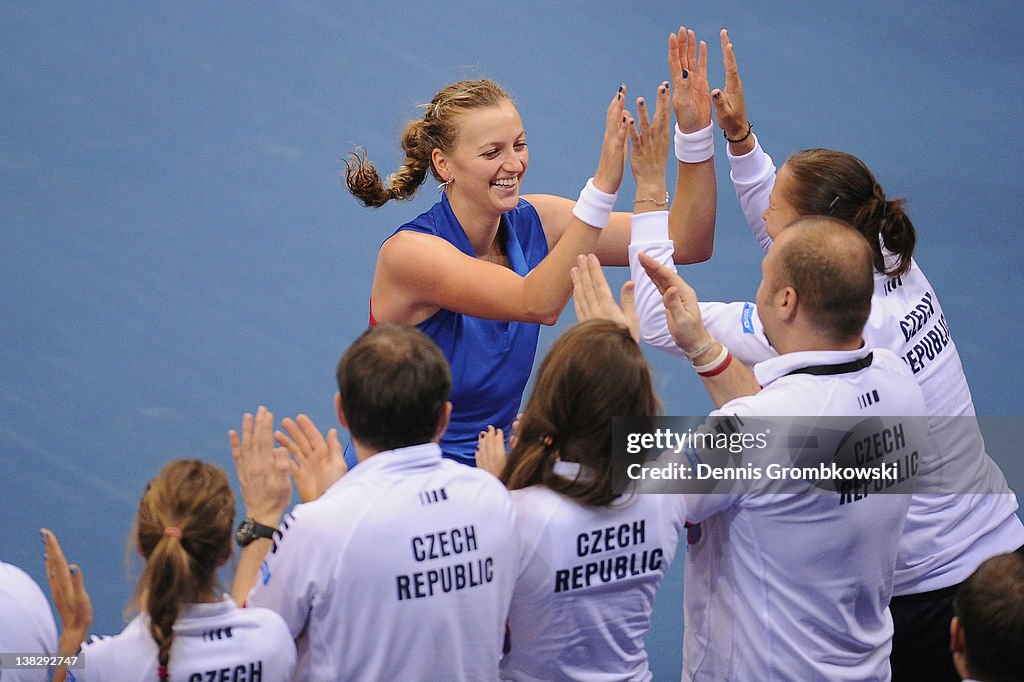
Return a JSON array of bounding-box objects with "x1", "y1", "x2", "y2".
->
[
  {"x1": 334, "y1": 321, "x2": 451, "y2": 453},
  {"x1": 950, "y1": 552, "x2": 1024, "y2": 682},
  {"x1": 231, "y1": 324, "x2": 519, "y2": 682}
]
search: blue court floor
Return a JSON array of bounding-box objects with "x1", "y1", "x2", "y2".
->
[{"x1": 3, "y1": 1, "x2": 1023, "y2": 676}]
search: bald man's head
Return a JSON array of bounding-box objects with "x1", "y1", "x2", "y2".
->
[{"x1": 768, "y1": 216, "x2": 874, "y2": 343}]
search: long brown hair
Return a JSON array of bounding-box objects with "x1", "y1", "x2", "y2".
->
[
  {"x1": 784, "y1": 149, "x2": 917, "y2": 278},
  {"x1": 345, "y1": 79, "x2": 512, "y2": 207},
  {"x1": 501, "y1": 321, "x2": 660, "y2": 506},
  {"x1": 134, "y1": 460, "x2": 235, "y2": 680}
]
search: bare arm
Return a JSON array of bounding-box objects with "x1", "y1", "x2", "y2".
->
[
  {"x1": 376, "y1": 91, "x2": 630, "y2": 326},
  {"x1": 667, "y1": 26, "x2": 716, "y2": 263}
]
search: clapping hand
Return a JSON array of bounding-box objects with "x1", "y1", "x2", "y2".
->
[
  {"x1": 229, "y1": 406, "x2": 292, "y2": 526},
  {"x1": 475, "y1": 425, "x2": 507, "y2": 478},
  {"x1": 275, "y1": 414, "x2": 347, "y2": 503},
  {"x1": 42, "y1": 528, "x2": 92, "y2": 666},
  {"x1": 592, "y1": 85, "x2": 633, "y2": 195},
  {"x1": 637, "y1": 252, "x2": 712, "y2": 354},
  {"x1": 670, "y1": 26, "x2": 712, "y2": 134},
  {"x1": 571, "y1": 253, "x2": 639, "y2": 342},
  {"x1": 711, "y1": 29, "x2": 751, "y2": 145},
  {"x1": 629, "y1": 80, "x2": 671, "y2": 195}
]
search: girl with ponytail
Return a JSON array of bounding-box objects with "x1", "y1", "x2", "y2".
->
[
  {"x1": 344, "y1": 67, "x2": 715, "y2": 467},
  {"x1": 43, "y1": 460, "x2": 295, "y2": 681},
  {"x1": 630, "y1": 27, "x2": 1024, "y2": 682},
  {"x1": 476, "y1": 320, "x2": 689, "y2": 681}
]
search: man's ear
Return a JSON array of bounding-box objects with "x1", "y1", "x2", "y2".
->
[
  {"x1": 433, "y1": 401, "x2": 453, "y2": 443},
  {"x1": 949, "y1": 615, "x2": 965, "y2": 655},
  {"x1": 335, "y1": 392, "x2": 348, "y2": 430},
  {"x1": 776, "y1": 285, "x2": 798, "y2": 323}
]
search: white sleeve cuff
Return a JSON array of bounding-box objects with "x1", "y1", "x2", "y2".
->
[
  {"x1": 630, "y1": 210, "x2": 670, "y2": 244},
  {"x1": 726, "y1": 134, "x2": 773, "y2": 183}
]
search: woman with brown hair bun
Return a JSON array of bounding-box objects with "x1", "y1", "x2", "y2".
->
[
  {"x1": 42, "y1": 460, "x2": 296, "y2": 682},
  {"x1": 345, "y1": 62, "x2": 714, "y2": 467},
  {"x1": 477, "y1": 320, "x2": 688, "y2": 681}
]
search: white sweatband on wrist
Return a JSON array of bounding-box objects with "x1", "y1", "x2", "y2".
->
[
  {"x1": 674, "y1": 121, "x2": 715, "y2": 163},
  {"x1": 572, "y1": 177, "x2": 617, "y2": 229}
]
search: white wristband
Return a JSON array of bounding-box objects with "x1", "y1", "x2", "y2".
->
[
  {"x1": 572, "y1": 177, "x2": 617, "y2": 229},
  {"x1": 692, "y1": 343, "x2": 728, "y2": 373},
  {"x1": 674, "y1": 122, "x2": 715, "y2": 163}
]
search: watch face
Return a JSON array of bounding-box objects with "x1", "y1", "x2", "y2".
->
[
  {"x1": 236, "y1": 518, "x2": 274, "y2": 547},
  {"x1": 236, "y1": 518, "x2": 255, "y2": 546}
]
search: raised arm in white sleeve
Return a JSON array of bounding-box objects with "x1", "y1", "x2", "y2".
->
[
  {"x1": 699, "y1": 300, "x2": 776, "y2": 366},
  {"x1": 727, "y1": 134, "x2": 777, "y2": 253},
  {"x1": 629, "y1": 211, "x2": 776, "y2": 367},
  {"x1": 629, "y1": 211, "x2": 685, "y2": 358}
]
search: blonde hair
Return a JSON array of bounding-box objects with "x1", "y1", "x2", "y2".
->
[
  {"x1": 345, "y1": 79, "x2": 512, "y2": 207},
  {"x1": 134, "y1": 460, "x2": 235, "y2": 680}
]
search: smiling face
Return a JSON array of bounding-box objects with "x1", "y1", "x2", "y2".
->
[
  {"x1": 432, "y1": 99, "x2": 528, "y2": 217},
  {"x1": 762, "y1": 163, "x2": 803, "y2": 240}
]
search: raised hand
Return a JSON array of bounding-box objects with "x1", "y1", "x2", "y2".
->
[
  {"x1": 669, "y1": 26, "x2": 712, "y2": 133},
  {"x1": 711, "y1": 29, "x2": 751, "y2": 147},
  {"x1": 42, "y1": 529, "x2": 92, "y2": 661},
  {"x1": 275, "y1": 414, "x2": 347, "y2": 503},
  {"x1": 637, "y1": 252, "x2": 712, "y2": 354},
  {"x1": 475, "y1": 425, "x2": 507, "y2": 478},
  {"x1": 630, "y1": 82, "x2": 671, "y2": 196},
  {"x1": 592, "y1": 85, "x2": 632, "y2": 194},
  {"x1": 571, "y1": 253, "x2": 639, "y2": 342},
  {"x1": 229, "y1": 406, "x2": 292, "y2": 526}
]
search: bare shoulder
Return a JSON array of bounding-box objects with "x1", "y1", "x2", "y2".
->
[{"x1": 377, "y1": 229, "x2": 467, "y2": 279}]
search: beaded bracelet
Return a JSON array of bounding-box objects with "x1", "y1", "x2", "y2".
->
[{"x1": 633, "y1": 192, "x2": 670, "y2": 207}]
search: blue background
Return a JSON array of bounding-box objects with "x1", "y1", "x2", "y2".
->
[{"x1": 3, "y1": 1, "x2": 1023, "y2": 676}]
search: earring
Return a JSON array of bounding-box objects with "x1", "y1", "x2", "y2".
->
[{"x1": 437, "y1": 176, "x2": 454, "y2": 193}]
